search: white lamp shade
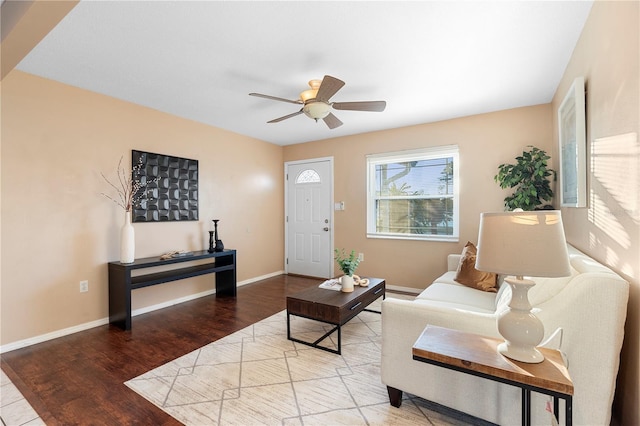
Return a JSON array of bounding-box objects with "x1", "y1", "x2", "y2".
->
[{"x1": 476, "y1": 211, "x2": 571, "y2": 278}]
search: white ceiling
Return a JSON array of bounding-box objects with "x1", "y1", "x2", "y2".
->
[{"x1": 16, "y1": 0, "x2": 593, "y2": 146}]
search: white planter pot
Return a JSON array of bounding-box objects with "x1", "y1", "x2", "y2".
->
[
  {"x1": 120, "y1": 211, "x2": 135, "y2": 263},
  {"x1": 340, "y1": 275, "x2": 354, "y2": 293}
]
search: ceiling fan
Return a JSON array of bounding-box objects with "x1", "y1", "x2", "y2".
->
[{"x1": 249, "y1": 75, "x2": 386, "y2": 129}]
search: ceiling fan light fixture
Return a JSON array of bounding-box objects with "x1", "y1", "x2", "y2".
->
[
  {"x1": 299, "y1": 88, "x2": 318, "y2": 102},
  {"x1": 303, "y1": 101, "x2": 331, "y2": 120},
  {"x1": 299, "y1": 79, "x2": 323, "y2": 102},
  {"x1": 251, "y1": 75, "x2": 385, "y2": 128}
]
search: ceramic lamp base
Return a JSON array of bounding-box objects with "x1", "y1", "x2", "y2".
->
[
  {"x1": 497, "y1": 342, "x2": 544, "y2": 363},
  {"x1": 497, "y1": 277, "x2": 545, "y2": 364}
]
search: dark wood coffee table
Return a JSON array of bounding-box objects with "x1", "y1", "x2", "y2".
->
[{"x1": 286, "y1": 277, "x2": 385, "y2": 354}]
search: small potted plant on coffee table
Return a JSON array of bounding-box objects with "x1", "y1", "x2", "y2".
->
[{"x1": 334, "y1": 248, "x2": 361, "y2": 293}]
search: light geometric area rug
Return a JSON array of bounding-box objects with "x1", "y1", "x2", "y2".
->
[{"x1": 125, "y1": 296, "x2": 464, "y2": 425}]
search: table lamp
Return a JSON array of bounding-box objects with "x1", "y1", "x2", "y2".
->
[{"x1": 476, "y1": 210, "x2": 571, "y2": 363}]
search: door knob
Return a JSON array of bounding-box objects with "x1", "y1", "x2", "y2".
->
[{"x1": 323, "y1": 227, "x2": 329, "y2": 231}]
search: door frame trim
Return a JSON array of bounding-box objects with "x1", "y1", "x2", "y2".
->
[{"x1": 284, "y1": 157, "x2": 334, "y2": 278}]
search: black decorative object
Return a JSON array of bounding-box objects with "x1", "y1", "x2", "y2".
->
[
  {"x1": 208, "y1": 231, "x2": 215, "y2": 253},
  {"x1": 213, "y1": 219, "x2": 224, "y2": 252},
  {"x1": 131, "y1": 150, "x2": 198, "y2": 222}
]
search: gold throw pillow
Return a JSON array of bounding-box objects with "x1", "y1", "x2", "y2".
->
[{"x1": 454, "y1": 241, "x2": 498, "y2": 292}]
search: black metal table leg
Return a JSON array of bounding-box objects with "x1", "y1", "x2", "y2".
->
[{"x1": 522, "y1": 388, "x2": 531, "y2": 426}]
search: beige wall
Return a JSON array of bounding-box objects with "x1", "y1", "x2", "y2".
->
[
  {"x1": 284, "y1": 104, "x2": 554, "y2": 288},
  {"x1": 1, "y1": 71, "x2": 555, "y2": 347},
  {"x1": 1, "y1": 71, "x2": 285, "y2": 345},
  {"x1": 550, "y1": 1, "x2": 640, "y2": 424}
]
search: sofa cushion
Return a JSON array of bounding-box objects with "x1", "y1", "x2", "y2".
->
[
  {"x1": 429, "y1": 270, "x2": 459, "y2": 286},
  {"x1": 454, "y1": 242, "x2": 498, "y2": 292},
  {"x1": 412, "y1": 297, "x2": 496, "y2": 314},
  {"x1": 417, "y1": 274, "x2": 498, "y2": 312}
]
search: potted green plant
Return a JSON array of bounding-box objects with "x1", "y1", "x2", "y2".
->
[
  {"x1": 494, "y1": 145, "x2": 556, "y2": 211},
  {"x1": 334, "y1": 248, "x2": 361, "y2": 293}
]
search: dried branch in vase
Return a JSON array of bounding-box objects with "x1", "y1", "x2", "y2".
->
[{"x1": 101, "y1": 155, "x2": 159, "y2": 212}]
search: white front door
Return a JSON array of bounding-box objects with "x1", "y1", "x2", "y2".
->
[{"x1": 285, "y1": 158, "x2": 333, "y2": 278}]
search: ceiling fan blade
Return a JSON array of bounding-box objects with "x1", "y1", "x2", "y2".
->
[
  {"x1": 249, "y1": 93, "x2": 302, "y2": 105},
  {"x1": 323, "y1": 113, "x2": 343, "y2": 129},
  {"x1": 267, "y1": 109, "x2": 303, "y2": 123},
  {"x1": 332, "y1": 101, "x2": 387, "y2": 112},
  {"x1": 315, "y1": 75, "x2": 345, "y2": 102}
]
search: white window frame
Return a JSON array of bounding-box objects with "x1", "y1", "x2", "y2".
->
[{"x1": 366, "y1": 145, "x2": 459, "y2": 242}]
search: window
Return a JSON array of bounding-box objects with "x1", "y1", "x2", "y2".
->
[
  {"x1": 366, "y1": 146, "x2": 459, "y2": 241},
  {"x1": 295, "y1": 169, "x2": 321, "y2": 184}
]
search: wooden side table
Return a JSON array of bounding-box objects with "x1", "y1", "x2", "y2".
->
[{"x1": 412, "y1": 325, "x2": 573, "y2": 426}]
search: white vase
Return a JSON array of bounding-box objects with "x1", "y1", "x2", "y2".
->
[
  {"x1": 496, "y1": 277, "x2": 545, "y2": 363},
  {"x1": 120, "y1": 211, "x2": 135, "y2": 263},
  {"x1": 340, "y1": 275, "x2": 354, "y2": 293}
]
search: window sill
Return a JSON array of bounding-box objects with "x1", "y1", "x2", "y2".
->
[{"x1": 366, "y1": 233, "x2": 459, "y2": 243}]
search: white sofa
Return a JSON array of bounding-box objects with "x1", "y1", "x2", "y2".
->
[{"x1": 381, "y1": 244, "x2": 629, "y2": 425}]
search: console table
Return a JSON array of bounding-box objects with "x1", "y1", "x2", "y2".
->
[{"x1": 108, "y1": 249, "x2": 236, "y2": 330}]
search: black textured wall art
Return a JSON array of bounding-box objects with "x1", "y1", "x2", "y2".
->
[{"x1": 131, "y1": 150, "x2": 198, "y2": 222}]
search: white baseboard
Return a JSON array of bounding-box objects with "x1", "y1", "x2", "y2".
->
[
  {"x1": 0, "y1": 270, "x2": 285, "y2": 354},
  {"x1": 0, "y1": 318, "x2": 111, "y2": 354},
  {"x1": 386, "y1": 284, "x2": 421, "y2": 294}
]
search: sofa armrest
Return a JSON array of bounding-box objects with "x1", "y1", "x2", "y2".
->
[
  {"x1": 381, "y1": 298, "x2": 500, "y2": 398},
  {"x1": 381, "y1": 298, "x2": 499, "y2": 344},
  {"x1": 447, "y1": 254, "x2": 461, "y2": 272}
]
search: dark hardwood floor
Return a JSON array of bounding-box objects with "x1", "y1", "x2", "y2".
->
[{"x1": 1, "y1": 275, "x2": 321, "y2": 425}]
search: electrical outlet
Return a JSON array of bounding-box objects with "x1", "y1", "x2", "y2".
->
[
  {"x1": 358, "y1": 253, "x2": 364, "y2": 262},
  {"x1": 80, "y1": 280, "x2": 89, "y2": 293}
]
